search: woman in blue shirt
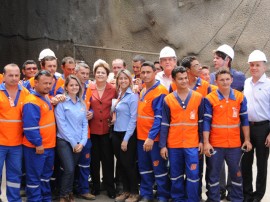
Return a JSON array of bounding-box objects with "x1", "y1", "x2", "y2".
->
[
  {"x1": 55, "y1": 75, "x2": 88, "y2": 202},
  {"x1": 111, "y1": 69, "x2": 139, "y2": 202}
]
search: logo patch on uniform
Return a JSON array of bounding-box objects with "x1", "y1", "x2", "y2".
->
[
  {"x1": 85, "y1": 153, "x2": 90, "y2": 159},
  {"x1": 190, "y1": 110, "x2": 195, "y2": 119},
  {"x1": 153, "y1": 160, "x2": 159, "y2": 167},
  {"x1": 232, "y1": 107, "x2": 238, "y2": 118},
  {"x1": 236, "y1": 170, "x2": 242, "y2": 177},
  {"x1": 190, "y1": 163, "x2": 197, "y2": 170}
]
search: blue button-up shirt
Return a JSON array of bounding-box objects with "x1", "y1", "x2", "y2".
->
[
  {"x1": 210, "y1": 68, "x2": 246, "y2": 91},
  {"x1": 113, "y1": 87, "x2": 139, "y2": 142},
  {"x1": 55, "y1": 95, "x2": 88, "y2": 148}
]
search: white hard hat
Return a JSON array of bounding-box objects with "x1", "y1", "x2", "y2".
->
[
  {"x1": 248, "y1": 50, "x2": 267, "y2": 63},
  {"x1": 215, "y1": 44, "x2": 234, "y2": 60},
  {"x1": 159, "y1": 46, "x2": 176, "y2": 59},
  {"x1": 38, "y1": 48, "x2": 56, "y2": 61}
]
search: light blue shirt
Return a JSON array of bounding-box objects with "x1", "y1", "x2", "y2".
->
[
  {"x1": 114, "y1": 87, "x2": 139, "y2": 142},
  {"x1": 55, "y1": 95, "x2": 88, "y2": 148}
]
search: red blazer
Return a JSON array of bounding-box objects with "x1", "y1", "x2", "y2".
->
[{"x1": 89, "y1": 82, "x2": 117, "y2": 135}]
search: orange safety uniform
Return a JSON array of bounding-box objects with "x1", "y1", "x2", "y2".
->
[
  {"x1": 22, "y1": 92, "x2": 56, "y2": 148},
  {"x1": 137, "y1": 81, "x2": 168, "y2": 141},
  {"x1": 0, "y1": 84, "x2": 29, "y2": 146},
  {"x1": 85, "y1": 85, "x2": 92, "y2": 138},
  {"x1": 160, "y1": 90, "x2": 203, "y2": 148},
  {"x1": 0, "y1": 74, "x2": 3, "y2": 84},
  {"x1": 204, "y1": 89, "x2": 249, "y2": 148}
]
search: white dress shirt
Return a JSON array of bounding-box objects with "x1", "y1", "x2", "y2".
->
[
  {"x1": 244, "y1": 73, "x2": 270, "y2": 122},
  {"x1": 155, "y1": 71, "x2": 172, "y2": 91}
]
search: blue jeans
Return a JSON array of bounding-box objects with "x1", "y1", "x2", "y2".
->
[
  {"x1": 0, "y1": 145, "x2": 22, "y2": 202},
  {"x1": 57, "y1": 138, "x2": 81, "y2": 197},
  {"x1": 206, "y1": 147, "x2": 243, "y2": 202}
]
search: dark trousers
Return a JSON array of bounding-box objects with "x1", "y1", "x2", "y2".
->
[
  {"x1": 24, "y1": 146, "x2": 54, "y2": 202},
  {"x1": 112, "y1": 131, "x2": 138, "y2": 194},
  {"x1": 57, "y1": 138, "x2": 81, "y2": 197},
  {"x1": 90, "y1": 133, "x2": 115, "y2": 195},
  {"x1": 206, "y1": 148, "x2": 243, "y2": 202},
  {"x1": 242, "y1": 122, "x2": 270, "y2": 200}
]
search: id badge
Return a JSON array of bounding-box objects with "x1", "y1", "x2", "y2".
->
[{"x1": 190, "y1": 110, "x2": 195, "y2": 120}]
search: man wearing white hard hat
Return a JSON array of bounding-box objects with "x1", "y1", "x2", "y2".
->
[
  {"x1": 39, "y1": 48, "x2": 62, "y2": 78},
  {"x1": 209, "y1": 44, "x2": 246, "y2": 200},
  {"x1": 242, "y1": 50, "x2": 270, "y2": 202},
  {"x1": 210, "y1": 44, "x2": 245, "y2": 92},
  {"x1": 156, "y1": 46, "x2": 177, "y2": 91}
]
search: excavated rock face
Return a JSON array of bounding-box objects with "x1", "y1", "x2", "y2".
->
[{"x1": 1, "y1": 0, "x2": 270, "y2": 75}]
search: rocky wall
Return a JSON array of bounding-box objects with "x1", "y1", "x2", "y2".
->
[{"x1": 1, "y1": 0, "x2": 270, "y2": 75}]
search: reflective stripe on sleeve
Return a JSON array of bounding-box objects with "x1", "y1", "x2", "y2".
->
[
  {"x1": 138, "y1": 115, "x2": 154, "y2": 120},
  {"x1": 23, "y1": 122, "x2": 55, "y2": 131}
]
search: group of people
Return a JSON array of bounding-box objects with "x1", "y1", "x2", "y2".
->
[{"x1": 0, "y1": 44, "x2": 269, "y2": 202}]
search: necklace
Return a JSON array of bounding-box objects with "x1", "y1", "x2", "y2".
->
[{"x1": 96, "y1": 84, "x2": 106, "y2": 91}]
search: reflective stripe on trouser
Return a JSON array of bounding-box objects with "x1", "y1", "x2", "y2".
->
[
  {"x1": 0, "y1": 145, "x2": 22, "y2": 202},
  {"x1": 23, "y1": 146, "x2": 54, "y2": 202},
  {"x1": 206, "y1": 148, "x2": 243, "y2": 202},
  {"x1": 76, "y1": 138, "x2": 91, "y2": 194},
  {"x1": 168, "y1": 148, "x2": 200, "y2": 202},
  {"x1": 137, "y1": 140, "x2": 170, "y2": 201}
]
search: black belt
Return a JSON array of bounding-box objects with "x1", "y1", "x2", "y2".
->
[{"x1": 249, "y1": 120, "x2": 269, "y2": 126}]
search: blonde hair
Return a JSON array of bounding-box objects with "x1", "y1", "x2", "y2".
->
[
  {"x1": 93, "y1": 59, "x2": 110, "y2": 76},
  {"x1": 115, "y1": 69, "x2": 133, "y2": 91}
]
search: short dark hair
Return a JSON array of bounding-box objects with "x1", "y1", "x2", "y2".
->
[
  {"x1": 154, "y1": 60, "x2": 163, "y2": 70},
  {"x1": 22, "y1": 60, "x2": 37, "y2": 70},
  {"x1": 41, "y1": 56, "x2": 57, "y2": 67},
  {"x1": 133, "y1": 55, "x2": 145, "y2": 63},
  {"x1": 215, "y1": 68, "x2": 233, "y2": 80},
  {"x1": 181, "y1": 56, "x2": 197, "y2": 69},
  {"x1": 215, "y1": 51, "x2": 232, "y2": 67},
  {"x1": 201, "y1": 65, "x2": 210, "y2": 70},
  {"x1": 34, "y1": 70, "x2": 52, "y2": 80},
  {"x1": 172, "y1": 66, "x2": 187, "y2": 79},
  {"x1": 141, "y1": 61, "x2": 156, "y2": 71},
  {"x1": 61, "y1": 56, "x2": 75, "y2": 66}
]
